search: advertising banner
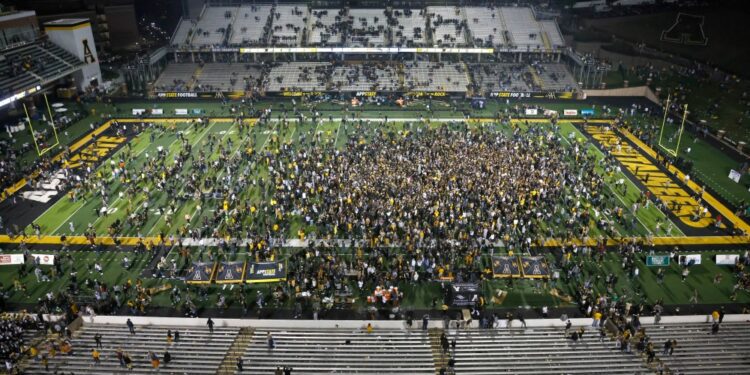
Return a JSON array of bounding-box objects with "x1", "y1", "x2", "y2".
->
[
  {"x1": 716, "y1": 254, "x2": 739, "y2": 265},
  {"x1": 646, "y1": 255, "x2": 670, "y2": 266},
  {"x1": 245, "y1": 261, "x2": 286, "y2": 283},
  {"x1": 449, "y1": 283, "x2": 480, "y2": 307}
]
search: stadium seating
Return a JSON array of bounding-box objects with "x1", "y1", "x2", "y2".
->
[
  {"x1": 194, "y1": 63, "x2": 265, "y2": 92},
  {"x1": 269, "y1": 5, "x2": 308, "y2": 46},
  {"x1": 346, "y1": 9, "x2": 389, "y2": 47},
  {"x1": 153, "y1": 60, "x2": 578, "y2": 94},
  {"x1": 452, "y1": 326, "x2": 650, "y2": 374},
  {"x1": 171, "y1": 20, "x2": 195, "y2": 47},
  {"x1": 540, "y1": 20, "x2": 565, "y2": 48},
  {"x1": 403, "y1": 61, "x2": 470, "y2": 92},
  {"x1": 309, "y1": 9, "x2": 345, "y2": 46},
  {"x1": 647, "y1": 322, "x2": 750, "y2": 374},
  {"x1": 266, "y1": 62, "x2": 330, "y2": 92},
  {"x1": 237, "y1": 327, "x2": 435, "y2": 374},
  {"x1": 534, "y1": 63, "x2": 578, "y2": 92},
  {"x1": 0, "y1": 41, "x2": 83, "y2": 95},
  {"x1": 328, "y1": 63, "x2": 401, "y2": 92},
  {"x1": 229, "y1": 5, "x2": 273, "y2": 46},
  {"x1": 22, "y1": 324, "x2": 239, "y2": 374},
  {"x1": 167, "y1": 5, "x2": 564, "y2": 51},
  {"x1": 501, "y1": 7, "x2": 545, "y2": 50},
  {"x1": 465, "y1": 6, "x2": 508, "y2": 47},
  {"x1": 427, "y1": 6, "x2": 468, "y2": 47},
  {"x1": 153, "y1": 63, "x2": 199, "y2": 91},
  {"x1": 469, "y1": 63, "x2": 535, "y2": 94},
  {"x1": 391, "y1": 9, "x2": 427, "y2": 47},
  {"x1": 192, "y1": 7, "x2": 237, "y2": 48}
]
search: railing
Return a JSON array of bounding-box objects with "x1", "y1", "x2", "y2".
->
[{"x1": 170, "y1": 16, "x2": 183, "y2": 45}]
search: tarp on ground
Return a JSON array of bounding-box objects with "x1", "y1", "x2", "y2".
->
[
  {"x1": 520, "y1": 256, "x2": 550, "y2": 279},
  {"x1": 215, "y1": 261, "x2": 246, "y2": 284},
  {"x1": 492, "y1": 256, "x2": 521, "y2": 278},
  {"x1": 185, "y1": 262, "x2": 216, "y2": 284}
]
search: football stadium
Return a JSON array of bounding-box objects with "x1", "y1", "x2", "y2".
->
[{"x1": 0, "y1": 0, "x2": 748, "y2": 373}]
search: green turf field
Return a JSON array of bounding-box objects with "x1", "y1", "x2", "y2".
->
[
  {"x1": 26, "y1": 119, "x2": 684, "y2": 240},
  {"x1": 3, "y1": 114, "x2": 749, "y2": 315}
]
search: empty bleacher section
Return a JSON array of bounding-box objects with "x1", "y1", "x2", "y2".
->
[
  {"x1": 329, "y1": 63, "x2": 400, "y2": 92},
  {"x1": 229, "y1": 5, "x2": 273, "y2": 46},
  {"x1": 404, "y1": 61, "x2": 470, "y2": 92},
  {"x1": 239, "y1": 328, "x2": 435, "y2": 374},
  {"x1": 427, "y1": 6, "x2": 468, "y2": 47},
  {"x1": 390, "y1": 9, "x2": 427, "y2": 47},
  {"x1": 266, "y1": 62, "x2": 330, "y2": 92},
  {"x1": 501, "y1": 7, "x2": 547, "y2": 51},
  {"x1": 269, "y1": 5, "x2": 308, "y2": 46},
  {"x1": 646, "y1": 322, "x2": 750, "y2": 374},
  {"x1": 465, "y1": 6, "x2": 508, "y2": 47},
  {"x1": 534, "y1": 62, "x2": 578, "y2": 92},
  {"x1": 191, "y1": 7, "x2": 237, "y2": 48},
  {"x1": 309, "y1": 9, "x2": 345, "y2": 46},
  {"x1": 194, "y1": 63, "x2": 266, "y2": 93},
  {"x1": 22, "y1": 323, "x2": 239, "y2": 374},
  {"x1": 540, "y1": 20, "x2": 565, "y2": 48},
  {"x1": 152, "y1": 63, "x2": 198, "y2": 91},
  {"x1": 0, "y1": 41, "x2": 83, "y2": 96},
  {"x1": 452, "y1": 326, "x2": 650, "y2": 374},
  {"x1": 346, "y1": 9, "x2": 389, "y2": 47},
  {"x1": 171, "y1": 20, "x2": 195, "y2": 47},
  {"x1": 469, "y1": 63, "x2": 535, "y2": 95}
]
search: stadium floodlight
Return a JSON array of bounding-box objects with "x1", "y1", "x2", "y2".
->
[
  {"x1": 657, "y1": 94, "x2": 687, "y2": 158},
  {"x1": 24, "y1": 93, "x2": 60, "y2": 157}
]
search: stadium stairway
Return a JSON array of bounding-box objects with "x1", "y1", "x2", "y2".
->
[
  {"x1": 428, "y1": 328, "x2": 450, "y2": 374},
  {"x1": 237, "y1": 327, "x2": 435, "y2": 374},
  {"x1": 541, "y1": 31, "x2": 552, "y2": 52},
  {"x1": 189, "y1": 66, "x2": 204, "y2": 91},
  {"x1": 528, "y1": 65, "x2": 543, "y2": 89},
  {"x1": 217, "y1": 326, "x2": 254, "y2": 375},
  {"x1": 21, "y1": 323, "x2": 238, "y2": 374}
]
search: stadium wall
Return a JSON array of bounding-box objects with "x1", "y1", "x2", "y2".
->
[
  {"x1": 584, "y1": 85, "x2": 659, "y2": 104},
  {"x1": 88, "y1": 314, "x2": 750, "y2": 329}
]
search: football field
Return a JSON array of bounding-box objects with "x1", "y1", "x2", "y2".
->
[
  {"x1": 9, "y1": 117, "x2": 746, "y2": 245},
  {"x1": 1, "y1": 116, "x2": 748, "y2": 313}
]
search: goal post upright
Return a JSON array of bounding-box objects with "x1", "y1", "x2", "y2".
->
[
  {"x1": 24, "y1": 93, "x2": 61, "y2": 157},
  {"x1": 672, "y1": 104, "x2": 688, "y2": 158},
  {"x1": 658, "y1": 93, "x2": 670, "y2": 152}
]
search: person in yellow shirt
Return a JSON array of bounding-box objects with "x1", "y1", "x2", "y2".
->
[
  {"x1": 593, "y1": 311, "x2": 602, "y2": 328},
  {"x1": 92, "y1": 348, "x2": 100, "y2": 364}
]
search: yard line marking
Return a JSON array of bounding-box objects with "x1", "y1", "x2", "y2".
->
[{"x1": 334, "y1": 121, "x2": 342, "y2": 149}]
